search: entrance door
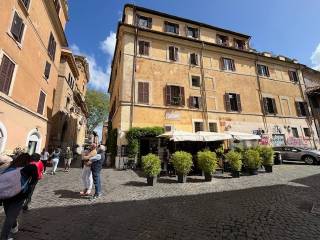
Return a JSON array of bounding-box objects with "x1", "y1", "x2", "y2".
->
[{"x1": 28, "y1": 141, "x2": 38, "y2": 155}]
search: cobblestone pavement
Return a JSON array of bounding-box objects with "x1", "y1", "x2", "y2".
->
[{"x1": 1, "y1": 164, "x2": 320, "y2": 240}]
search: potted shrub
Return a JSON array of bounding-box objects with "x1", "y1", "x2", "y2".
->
[
  {"x1": 226, "y1": 150, "x2": 242, "y2": 178},
  {"x1": 243, "y1": 149, "x2": 261, "y2": 175},
  {"x1": 142, "y1": 153, "x2": 161, "y2": 186},
  {"x1": 171, "y1": 151, "x2": 193, "y2": 183},
  {"x1": 260, "y1": 146, "x2": 274, "y2": 173},
  {"x1": 197, "y1": 150, "x2": 217, "y2": 182}
]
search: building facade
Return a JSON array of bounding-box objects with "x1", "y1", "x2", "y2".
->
[
  {"x1": 49, "y1": 49, "x2": 89, "y2": 150},
  {"x1": 108, "y1": 5, "x2": 320, "y2": 160},
  {"x1": 0, "y1": 0, "x2": 89, "y2": 154}
]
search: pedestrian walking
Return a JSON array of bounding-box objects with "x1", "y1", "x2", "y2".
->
[
  {"x1": 75, "y1": 144, "x2": 83, "y2": 168},
  {"x1": 0, "y1": 153, "x2": 38, "y2": 240},
  {"x1": 22, "y1": 153, "x2": 44, "y2": 211},
  {"x1": 80, "y1": 144, "x2": 97, "y2": 196},
  {"x1": 64, "y1": 147, "x2": 73, "y2": 172},
  {"x1": 40, "y1": 148, "x2": 49, "y2": 174},
  {"x1": 50, "y1": 148, "x2": 60, "y2": 175}
]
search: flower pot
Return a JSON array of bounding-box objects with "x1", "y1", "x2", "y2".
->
[
  {"x1": 248, "y1": 168, "x2": 258, "y2": 175},
  {"x1": 264, "y1": 165, "x2": 273, "y2": 173},
  {"x1": 177, "y1": 174, "x2": 187, "y2": 183},
  {"x1": 147, "y1": 176, "x2": 157, "y2": 186},
  {"x1": 204, "y1": 173, "x2": 212, "y2": 182},
  {"x1": 231, "y1": 171, "x2": 240, "y2": 178}
]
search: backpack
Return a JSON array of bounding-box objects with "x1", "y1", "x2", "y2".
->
[{"x1": 0, "y1": 167, "x2": 30, "y2": 200}]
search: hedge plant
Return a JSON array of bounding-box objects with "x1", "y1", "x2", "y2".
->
[
  {"x1": 260, "y1": 146, "x2": 274, "y2": 166},
  {"x1": 171, "y1": 151, "x2": 193, "y2": 175},
  {"x1": 142, "y1": 154, "x2": 161, "y2": 177},
  {"x1": 197, "y1": 150, "x2": 217, "y2": 175},
  {"x1": 126, "y1": 127, "x2": 164, "y2": 158},
  {"x1": 243, "y1": 149, "x2": 261, "y2": 169},
  {"x1": 226, "y1": 150, "x2": 242, "y2": 172}
]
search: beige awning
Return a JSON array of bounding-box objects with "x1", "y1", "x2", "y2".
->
[
  {"x1": 196, "y1": 131, "x2": 232, "y2": 141},
  {"x1": 225, "y1": 131, "x2": 261, "y2": 140},
  {"x1": 158, "y1": 131, "x2": 232, "y2": 142}
]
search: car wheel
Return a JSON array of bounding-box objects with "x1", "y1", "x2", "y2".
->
[{"x1": 303, "y1": 156, "x2": 315, "y2": 165}]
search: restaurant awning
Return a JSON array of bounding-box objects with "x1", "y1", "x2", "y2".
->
[
  {"x1": 158, "y1": 130, "x2": 202, "y2": 142},
  {"x1": 158, "y1": 131, "x2": 232, "y2": 142},
  {"x1": 196, "y1": 131, "x2": 232, "y2": 141},
  {"x1": 225, "y1": 131, "x2": 261, "y2": 140}
]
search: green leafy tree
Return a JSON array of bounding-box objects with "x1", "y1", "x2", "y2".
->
[{"x1": 85, "y1": 90, "x2": 109, "y2": 132}]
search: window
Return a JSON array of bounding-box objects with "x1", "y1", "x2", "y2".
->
[
  {"x1": 221, "y1": 58, "x2": 235, "y2": 71},
  {"x1": 209, "y1": 122, "x2": 218, "y2": 132},
  {"x1": 137, "y1": 15, "x2": 152, "y2": 29},
  {"x1": 190, "y1": 53, "x2": 199, "y2": 65},
  {"x1": 217, "y1": 35, "x2": 228, "y2": 46},
  {"x1": 257, "y1": 64, "x2": 270, "y2": 77},
  {"x1": 44, "y1": 61, "x2": 51, "y2": 80},
  {"x1": 225, "y1": 93, "x2": 241, "y2": 112},
  {"x1": 291, "y1": 127, "x2": 299, "y2": 138},
  {"x1": 194, "y1": 122, "x2": 204, "y2": 132},
  {"x1": 138, "y1": 41, "x2": 150, "y2": 56},
  {"x1": 187, "y1": 27, "x2": 199, "y2": 38},
  {"x1": 263, "y1": 97, "x2": 277, "y2": 114},
  {"x1": 234, "y1": 39, "x2": 245, "y2": 50},
  {"x1": 37, "y1": 91, "x2": 46, "y2": 114},
  {"x1": 288, "y1": 70, "x2": 299, "y2": 83},
  {"x1": 11, "y1": 12, "x2": 25, "y2": 43},
  {"x1": 21, "y1": 0, "x2": 30, "y2": 10},
  {"x1": 48, "y1": 33, "x2": 56, "y2": 61},
  {"x1": 191, "y1": 76, "x2": 201, "y2": 88},
  {"x1": 165, "y1": 85, "x2": 185, "y2": 106},
  {"x1": 138, "y1": 82, "x2": 149, "y2": 104},
  {"x1": 164, "y1": 125, "x2": 173, "y2": 132},
  {"x1": 189, "y1": 96, "x2": 201, "y2": 109},
  {"x1": 165, "y1": 21, "x2": 179, "y2": 34},
  {"x1": 0, "y1": 55, "x2": 15, "y2": 95},
  {"x1": 168, "y1": 46, "x2": 179, "y2": 61},
  {"x1": 303, "y1": 128, "x2": 311, "y2": 137},
  {"x1": 295, "y1": 101, "x2": 309, "y2": 117},
  {"x1": 54, "y1": 0, "x2": 60, "y2": 15}
]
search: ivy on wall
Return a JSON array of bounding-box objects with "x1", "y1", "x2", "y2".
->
[{"x1": 126, "y1": 127, "x2": 164, "y2": 158}]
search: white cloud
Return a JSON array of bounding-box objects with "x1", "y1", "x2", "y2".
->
[
  {"x1": 311, "y1": 43, "x2": 320, "y2": 70},
  {"x1": 100, "y1": 32, "x2": 116, "y2": 56},
  {"x1": 70, "y1": 31, "x2": 116, "y2": 92}
]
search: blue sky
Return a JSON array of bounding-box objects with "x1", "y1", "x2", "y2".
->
[{"x1": 66, "y1": 0, "x2": 320, "y2": 93}]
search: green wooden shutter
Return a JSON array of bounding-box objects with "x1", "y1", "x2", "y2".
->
[
  {"x1": 0, "y1": 55, "x2": 15, "y2": 95},
  {"x1": 225, "y1": 93, "x2": 231, "y2": 111}
]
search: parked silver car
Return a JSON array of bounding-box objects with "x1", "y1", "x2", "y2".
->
[{"x1": 273, "y1": 146, "x2": 320, "y2": 165}]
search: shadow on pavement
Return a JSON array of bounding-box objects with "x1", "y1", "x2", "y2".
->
[
  {"x1": 54, "y1": 190, "x2": 86, "y2": 199},
  {"x1": 12, "y1": 174, "x2": 320, "y2": 240}
]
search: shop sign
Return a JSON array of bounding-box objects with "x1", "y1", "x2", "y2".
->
[
  {"x1": 259, "y1": 135, "x2": 270, "y2": 145},
  {"x1": 271, "y1": 134, "x2": 285, "y2": 146},
  {"x1": 165, "y1": 111, "x2": 180, "y2": 120}
]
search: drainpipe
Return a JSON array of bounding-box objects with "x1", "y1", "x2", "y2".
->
[
  {"x1": 299, "y1": 66, "x2": 317, "y2": 148},
  {"x1": 254, "y1": 55, "x2": 268, "y2": 133},
  {"x1": 200, "y1": 41, "x2": 209, "y2": 131},
  {"x1": 130, "y1": 5, "x2": 138, "y2": 129}
]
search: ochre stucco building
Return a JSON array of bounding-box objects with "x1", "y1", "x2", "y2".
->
[
  {"x1": 0, "y1": 0, "x2": 89, "y2": 154},
  {"x1": 108, "y1": 4, "x2": 320, "y2": 162}
]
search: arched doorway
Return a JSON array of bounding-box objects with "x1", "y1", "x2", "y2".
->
[
  {"x1": 0, "y1": 122, "x2": 7, "y2": 153},
  {"x1": 26, "y1": 130, "x2": 41, "y2": 154}
]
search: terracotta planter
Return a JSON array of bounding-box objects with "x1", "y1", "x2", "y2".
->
[
  {"x1": 147, "y1": 176, "x2": 157, "y2": 186},
  {"x1": 264, "y1": 165, "x2": 273, "y2": 173},
  {"x1": 248, "y1": 168, "x2": 258, "y2": 175},
  {"x1": 177, "y1": 173, "x2": 187, "y2": 183},
  {"x1": 204, "y1": 173, "x2": 213, "y2": 182},
  {"x1": 231, "y1": 171, "x2": 240, "y2": 178}
]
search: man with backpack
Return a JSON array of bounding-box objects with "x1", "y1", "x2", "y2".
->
[{"x1": 0, "y1": 153, "x2": 38, "y2": 240}]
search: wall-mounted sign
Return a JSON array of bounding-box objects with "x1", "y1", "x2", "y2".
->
[
  {"x1": 271, "y1": 134, "x2": 285, "y2": 147},
  {"x1": 165, "y1": 111, "x2": 180, "y2": 120}
]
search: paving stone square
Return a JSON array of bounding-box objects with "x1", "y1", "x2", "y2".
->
[{"x1": 1, "y1": 164, "x2": 320, "y2": 240}]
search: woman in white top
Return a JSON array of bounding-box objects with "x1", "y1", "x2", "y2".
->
[{"x1": 40, "y1": 148, "x2": 49, "y2": 174}]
